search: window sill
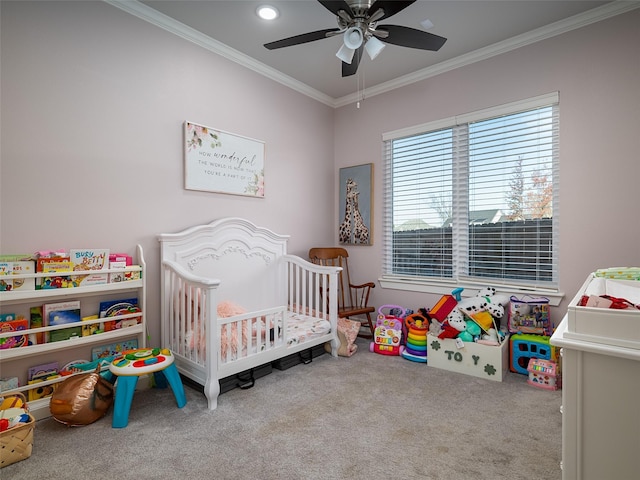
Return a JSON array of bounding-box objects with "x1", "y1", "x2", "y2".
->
[{"x1": 378, "y1": 276, "x2": 565, "y2": 307}]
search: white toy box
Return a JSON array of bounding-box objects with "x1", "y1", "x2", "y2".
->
[
  {"x1": 565, "y1": 273, "x2": 640, "y2": 350},
  {"x1": 427, "y1": 334, "x2": 510, "y2": 382}
]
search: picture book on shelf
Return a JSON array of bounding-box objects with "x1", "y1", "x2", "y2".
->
[
  {"x1": 0, "y1": 377, "x2": 19, "y2": 393},
  {"x1": 27, "y1": 360, "x2": 60, "y2": 402},
  {"x1": 0, "y1": 318, "x2": 29, "y2": 349},
  {"x1": 27, "y1": 373, "x2": 60, "y2": 401},
  {"x1": 48, "y1": 308, "x2": 82, "y2": 342},
  {"x1": 43, "y1": 300, "x2": 81, "y2": 342},
  {"x1": 36, "y1": 256, "x2": 73, "y2": 289},
  {"x1": 82, "y1": 314, "x2": 100, "y2": 336},
  {"x1": 91, "y1": 339, "x2": 138, "y2": 360},
  {"x1": 70, "y1": 249, "x2": 109, "y2": 286},
  {"x1": 109, "y1": 253, "x2": 132, "y2": 266},
  {"x1": 108, "y1": 267, "x2": 141, "y2": 283},
  {"x1": 0, "y1": 260, "x2": 35, "y2": 291},
  {"x1": 29, "y1": 306, "x2": 45, "y2": 344},
  {"x1": 28, "y1": 361, "x2": 59, "y2": 381},
  {"x1": 99, "y1": 297, "x2": 141, "y2": 332}
]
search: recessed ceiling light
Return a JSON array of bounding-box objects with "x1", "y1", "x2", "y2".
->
[{"x1": 257, "y1": 5, "x2": 279, "y2": 21}]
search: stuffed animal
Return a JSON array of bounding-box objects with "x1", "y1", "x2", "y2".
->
[
  {"x1": 445, "y1": 308, "x2": 466, "y2": 332},
  {"x1": 457, "y1": 287, "x2": 510, "y2": 319},
  {"x1": 435, "y1": 309, "x2": 464, "y2": 339}
]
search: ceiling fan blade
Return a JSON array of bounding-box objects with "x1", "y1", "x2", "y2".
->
[
  {"x1": 318, "y1": 1, "x2": 353, "y2": 17},
  {"x1": 342, "y1": 45, "x2": 363, "y2": 77},
  {"x1": 368, "y1": 1, "x2": 416, "y2": 21},
  {"x1": 264, "y1": 28, "x2": 341, "y2": 50},
  {"x1": 377, "y1": 25, "x2": 447, "y2": 51}
]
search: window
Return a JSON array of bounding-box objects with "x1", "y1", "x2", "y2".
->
[{"x1": 382, "y1": 93, "x2": 559, "y2": 292}]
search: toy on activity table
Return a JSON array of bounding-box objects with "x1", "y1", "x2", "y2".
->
[
  {"x1": 401, "y1": 312, "x2": 429, "y2": 363},
  {"x1": 370, "y1": 305, "x2": 405, "y2": 356}
]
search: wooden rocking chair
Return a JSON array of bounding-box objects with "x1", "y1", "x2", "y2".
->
[{"x1": 309, "y1": 247, "x2": 376, "y2": 339}]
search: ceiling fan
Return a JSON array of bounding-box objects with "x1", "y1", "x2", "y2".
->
[{"x1": 264, "y1": 0, "x2": 447, "y2": 77}]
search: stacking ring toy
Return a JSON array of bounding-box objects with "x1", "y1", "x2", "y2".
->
[{"x1": 405, "y1": 313, "x2": 430, "y2": 331}]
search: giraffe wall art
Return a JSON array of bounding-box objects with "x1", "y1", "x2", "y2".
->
[{"x1": 338, "y1": 164, "x2": 372, "y2": 245}]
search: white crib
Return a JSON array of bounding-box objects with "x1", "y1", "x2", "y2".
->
[{"x1": 158, "y1": 218, "x2": 340, "y2": 410}]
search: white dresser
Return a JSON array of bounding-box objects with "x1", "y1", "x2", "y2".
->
[{"x1": 550, "y1": 273, "x2": 640, "y2": 480}]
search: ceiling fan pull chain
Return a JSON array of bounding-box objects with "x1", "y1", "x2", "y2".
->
[{"x1": 357, "y1": 65, "x2": 365, "y2": 109}]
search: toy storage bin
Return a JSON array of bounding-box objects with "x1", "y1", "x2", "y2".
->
[
  {"x1": 426, "y1": 334, "x2": 510, "y2": 382},
  {"x1": 272, "y1": 343, "x2": 326, "y2": 371},
  {"x1": 0, "y1": 393, "x2": 35, "y2": 468},
  {"x1": 219, "y1": 363, "x2": 273, "y2": 394},
  {"x1": 565, "y1": 273, "x2": 640, "y2": 350}
]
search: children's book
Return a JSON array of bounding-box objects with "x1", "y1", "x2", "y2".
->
[
  {"x1": 27, "y1": 371, "x2": 60, "y2": 401},
  {"x1": 0, "y1": 260, "x2": 35, "y2": 291},
  {"x1": 23, "y1": 352, "x2": 60, "y2": 402},
  {"x1": 70, "y1": 249, "x2": 109, "y2": 286},
  {"x1": 81, "y1": 314, "x2": 100, "y2": 336},
  {"x1": 108, "y1": 261, "x2": 127, "y2": 283},
  {"x1": 29, "y1": 306, "x2": 45, "y2": 344},
  {"x1": 43, "y1": 300, "x2": 81, "y2": 342},
  {"x1": 48, "y1": 308, "x2": 82, "y2": 342},
  {"x1": 0, "y1": 254, "x2": 32, "y2": 262},
  {"x1": 109, "y1": 264, "x2": 141, "y2": 283},
  {"x1": 91, "y1": 339, "x2": 138, "y2": 360},
  {"x1": 109, "y1": 253, "x2": 132, "y2": 266},
  {"x1": 28, "y1": 361, "x2": 59, "y2": 381},
  {"x1": 36, "y1": 256, "x2": 73, "y2": 289},
  {"x1": 99, "y1": 297, "x2": 141, "y2": 332},
  {"x1": 0, "y1": 318, "x2": 29, "y2": 349}
]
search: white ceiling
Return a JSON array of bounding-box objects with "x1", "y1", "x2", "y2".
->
[{"x1": 113, "y1": 1, "x2": 635, "y2": 106}]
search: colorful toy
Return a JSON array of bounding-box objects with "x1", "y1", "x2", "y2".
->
[
  {"x1": 108, "y1": 348, "x2": 186, "y2": 428},
  {"x1": 370, "y1": 305, "x2": 405, "y2": 356},
  {"x1": 401, "y1": 312, "x2": 429, "y2": 363},
  {"x1": 509, "y1": 333, "x2": 553, "y2": 375},
  {"x1": 429, "y1": 294, "x2": 458, "y2": 322},
  {"x1": 527, "y1": 358, "x2": 558, "y2": 390},
  {"x1": 457, "y1": 287, "x2": 510, "y2": 321}
]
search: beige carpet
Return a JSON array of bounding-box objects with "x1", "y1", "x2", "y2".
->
[{"x1": 4, "y1": 337, "x2": 562, "y2": 479}]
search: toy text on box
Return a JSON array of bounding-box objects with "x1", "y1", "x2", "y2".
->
[{"x1": 427, "y1": 334, "x2": 510, "y2": 381}]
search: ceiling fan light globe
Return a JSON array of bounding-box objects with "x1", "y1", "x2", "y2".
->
[
  {"x1": 365, "y1": 36, "x2": 385, "y2": 60},
  {"x1": 336, "y1": 44, "x2": 355, "y2": 64},
  {"x1": 343, "y1": 26, "x2": 363, "y2": 49}
]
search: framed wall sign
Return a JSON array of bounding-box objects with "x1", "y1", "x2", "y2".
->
[
  {"x1": 184, "y1": 121, "x2": 265, "y2": 197},
  {"x1": 338, "y1": 163, "x2": 373, "y2": 245}
]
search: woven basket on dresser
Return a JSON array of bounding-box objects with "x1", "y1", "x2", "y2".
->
[{"x1": 0, "y1": 393, "x2": 34, "y2": 468}]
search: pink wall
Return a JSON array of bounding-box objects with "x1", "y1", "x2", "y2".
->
[
  {"x1": 0, "y1": 1, "x2": 335, "y2": 355},
  {"x1": 1, "y1": 2, "x2": 638, "y2": 360},
  {"x1": 333, "y1": 9, "x2": 640, "y2": 317}
]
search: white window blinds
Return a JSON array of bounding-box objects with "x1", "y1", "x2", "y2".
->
[{"x1": 383, "y1": 93, "x2": 559, "y2": 289}]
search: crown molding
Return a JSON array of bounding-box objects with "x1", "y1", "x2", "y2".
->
[
  {"x1": 333, "y1": 1, "x2": 640, "y2": 108},
  {"x1": 104, "y1": 0, "x2": 336, "y2": 107},
  {"x1": 106, "y1": 1, "x2": 638, "y2": 109}
]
